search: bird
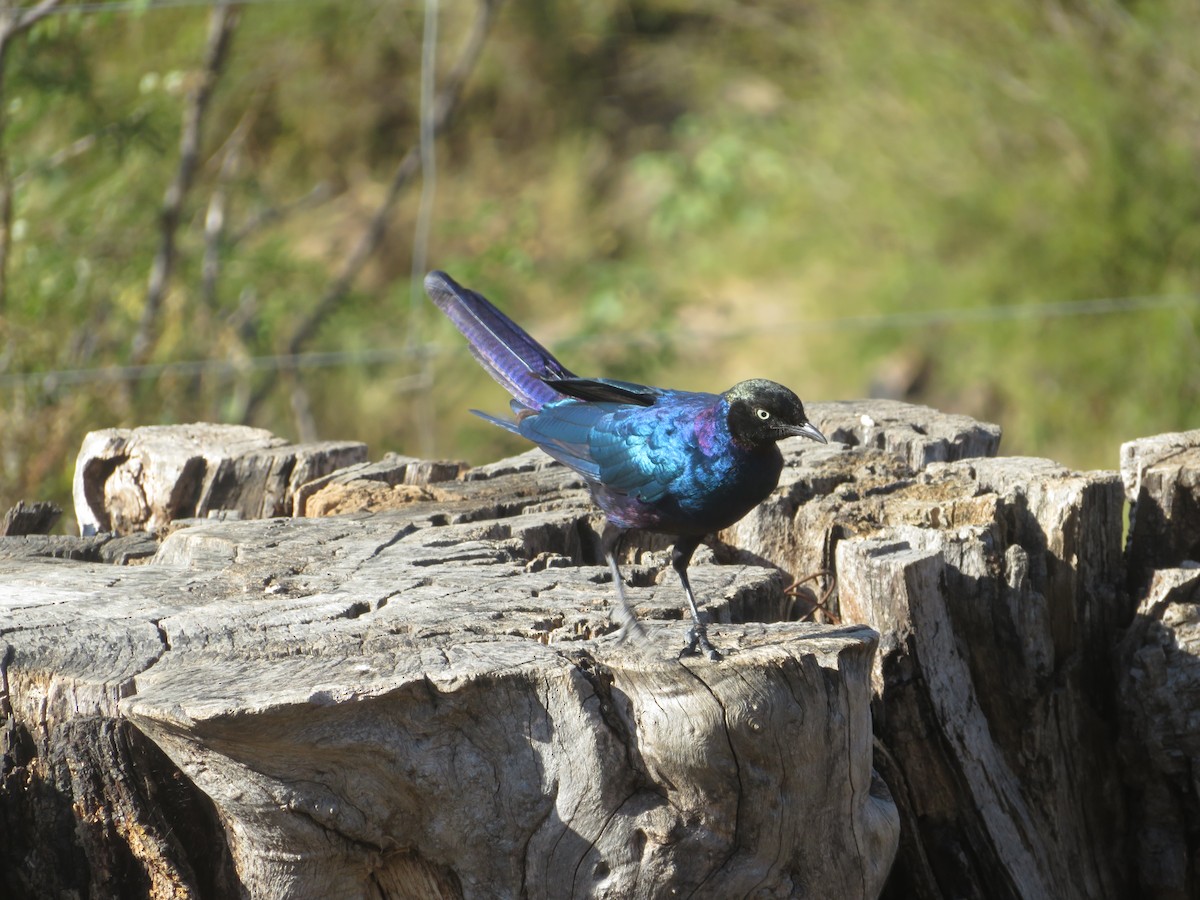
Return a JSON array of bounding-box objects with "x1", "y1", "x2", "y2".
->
[{"x1": 425, "y1": 271, "x2": 827, "y2": 659}]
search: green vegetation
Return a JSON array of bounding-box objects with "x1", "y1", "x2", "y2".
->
[{"x1": 2, "y1": 0, "x2": 1197, "y2": 530}]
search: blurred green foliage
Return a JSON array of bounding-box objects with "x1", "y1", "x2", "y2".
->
[{"x1": 1, "y1": 0, "x2": 1197, "y2": 530}]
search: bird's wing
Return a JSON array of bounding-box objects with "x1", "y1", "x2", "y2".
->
[
  {"x1": 424, "y1": 270, "x2": 573, "y2": 411},
  {"x1": 516, "y1": 399, "x2": 608, "y2": 480},
  {"x1": 470, "y1": 408, "x2": 521, "y2": 435},
  {"x1": 520, "y1": 393, "x2": 712, "y2": 503},
  {"x1": 587, "y1": 430, "x2": 676, "y2": 502},
  {"x1": 540, "y1": 377, "x2": 660, "y2": 407}
]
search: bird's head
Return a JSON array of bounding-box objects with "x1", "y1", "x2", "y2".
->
[{"x1": 724, "y1": 379, "x2": 827, "y2": 449}]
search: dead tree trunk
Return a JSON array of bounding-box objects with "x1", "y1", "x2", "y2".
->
[
  {"x1": 1115, "y1": 431, "x2": 1200, "y2": 900},
  {"x1": 3, "y1": 403, "x2": 1198, "y2": 899}
]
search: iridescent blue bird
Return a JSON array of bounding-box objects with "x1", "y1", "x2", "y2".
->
[{"x1": 425, "y1": 271, "x2": 827, "y2": 659}]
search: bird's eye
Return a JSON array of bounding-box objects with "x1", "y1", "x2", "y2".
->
[{"x1": 755, "y1": 408, "x2": 771, "y2": 420}]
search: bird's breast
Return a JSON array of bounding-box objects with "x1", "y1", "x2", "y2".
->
[
  {"x1": 578, "y1": 395, "x2": 787, "y2": 536},
  {"x1": 677, "y1": 442, "x2": 783, "y2": 524},
  {"x1": 595, "y1": 438, "x2": 783, "y2": 536}
]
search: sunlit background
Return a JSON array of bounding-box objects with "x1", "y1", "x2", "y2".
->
[{"x1": 2, "y1": 0, "x2": 1198, "y2": 532}]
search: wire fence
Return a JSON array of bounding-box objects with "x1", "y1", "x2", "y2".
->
[
  {"x1": 38, "y1": 0, "x2": 329, "y2": 15},
  {"x1": 2, "y1": 292, "x2": 1195, "y2": 390},
  {"x1": 6, "y1": 0, "x2": 1199, "y2": 412}
]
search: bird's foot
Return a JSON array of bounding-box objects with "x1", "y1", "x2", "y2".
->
[{"x1": 680, "y1": 626, "x2": 722, "y2": 661}]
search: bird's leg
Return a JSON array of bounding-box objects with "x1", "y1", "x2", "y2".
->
[
  {"x1": 602, "y1": 523, "x2": 648, "y2": 647},
  {"x1": 673, "y1": 535, "x2": 720, "y2": 660}
]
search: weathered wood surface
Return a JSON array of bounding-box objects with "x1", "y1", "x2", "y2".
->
[
  {"x1": 1116, "y1": 428, "x2": 1200, "y2": 900},
  {"x1": 72, "y1": 422, "x2": 368, "y2": 535},
  {"x1": 1121, "y1": 429, "x2": 1200, "y2": 593},
  {"x1": 1117, "y1": 566, "x2": 1200, "y2": 900},
  {"x1": 3, "y1": 518, "x2": 891, "y2": 898},
  {"x1": 837, "y1": 461, "x2": 1127, "y2": 900},
  {"x1": 745, "y1": 411, "x2": 1133, "y2": 898},
  {"x1": 4, "y1": 403, "x2": 1197, "y2": 899},
  {"x1": 6, "y1": 400, "x2": 937, "y2": 900},
  {"x1": 1, "y1": 501, "x2": 61, "y2": 536}
]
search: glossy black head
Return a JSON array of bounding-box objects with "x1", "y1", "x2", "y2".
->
[{"x1": 724, "y1": 379, "x2": 827, "y2": 449}]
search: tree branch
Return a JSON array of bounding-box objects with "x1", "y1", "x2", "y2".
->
[
  {"x1": 201, "y1": 108, "x2": 253, "y2": 311},
  {"x1": 8, "y1": 0, "x2": 65, "y2": 33},
  {"x1": 131, "y1": 3, "x2": 239, "y2": 366},
  {"x1": 0, "y1": 0, "x2": 67, "y2": 318},
  {"x1": 230, "y1": 181, "x2": 334, "y2": 246},
  {"x1": 241, "y1": 0, "x2": 502, "y2": 423}
]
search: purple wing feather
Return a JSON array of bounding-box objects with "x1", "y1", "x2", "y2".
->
[{"x1": 425, "y1": 271, "x2": 573, "y2": 411}]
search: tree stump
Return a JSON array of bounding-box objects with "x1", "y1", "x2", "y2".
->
[
  {"x1": 4, "y1": 403, "x2": 919, "y2": 899},
  {"x1": 5, "y1": 407, "x2": 1197, "y2": 899}
]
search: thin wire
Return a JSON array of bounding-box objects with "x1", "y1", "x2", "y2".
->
[
  {"x1": 409, "y1": 0, "x2": 438, "y2": 326},
  {"x1": 408, "y1": 0, "x2": 438, "y2": 456},
  {"x1": 1, "y1": 292, "x2": 1195, "y2": 390},
  {"x1": 0, "y1": 346, "x2": 437, "y2": 389},
  {"x1": 733, "y1": 293, "x2": 1195, "y2": 335},
  {"x1": 40, "y1": 0, "x2": 330, "y2": 14},
  {"x1": 558, "y1": 292, "x2": 1200, "y2": 349}
]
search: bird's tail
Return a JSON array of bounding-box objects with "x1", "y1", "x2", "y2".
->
[{"x1": 424, "y1": 271, "x2": 573, "y2": 412}]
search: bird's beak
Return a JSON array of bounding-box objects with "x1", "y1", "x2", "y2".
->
[{"x1": 785, "y1": 421, "x2": 828, "y2": 444}]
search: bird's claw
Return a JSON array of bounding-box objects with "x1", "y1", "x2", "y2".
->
[{"x1": 680, "y1": 626, "x2": 723, "y2": 661}]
